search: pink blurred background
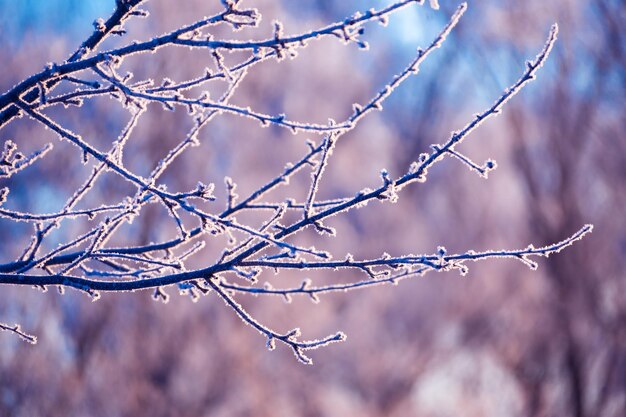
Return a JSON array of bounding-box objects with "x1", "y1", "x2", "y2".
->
[{"x1": 0, "y1": 1, "x2": 624, "y2": 416}]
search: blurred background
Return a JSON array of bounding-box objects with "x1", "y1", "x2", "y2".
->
[{"x1": 0, "y1": 0, "x2": 624, "y2": 416}]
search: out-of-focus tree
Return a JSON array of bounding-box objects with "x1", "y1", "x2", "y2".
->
[
  {"x1": 504, "y1": 1, "x2": 626, "y2": 415},
  {"x1": 0, "y1": 1, "x2": 612, "y2": 416},
  {"x1": 385, "y1": 1, "x2": 625, "y2": 416}
]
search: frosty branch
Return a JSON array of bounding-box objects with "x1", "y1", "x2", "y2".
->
[{"x1": 0, "y1": 0, "x2": 591, "y2": 363}]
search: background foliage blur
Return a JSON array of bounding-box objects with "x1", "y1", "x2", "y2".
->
[{"x1": 0, "y1": 1, "x2": 624, "y2": 416}]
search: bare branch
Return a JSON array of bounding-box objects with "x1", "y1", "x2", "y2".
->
[{"x1": 0, "y1": 1, "x2": 589, "y2": 363}]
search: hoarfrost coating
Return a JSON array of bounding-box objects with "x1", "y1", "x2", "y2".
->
[{"x1": 0, "y1": 0, "x2": 590, "y2": 363}]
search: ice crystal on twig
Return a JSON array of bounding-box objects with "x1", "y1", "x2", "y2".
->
[{"x1": 0, "y1": 1, "x2": 590, "y2": 363}]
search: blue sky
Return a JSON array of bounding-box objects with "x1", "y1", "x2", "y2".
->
[{"x1": 0, "y1": 0, "x2": 111, "y2": 45}]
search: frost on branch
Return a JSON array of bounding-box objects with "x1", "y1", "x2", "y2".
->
[{"x1": 0, "y1": 1, "x2": 591, "y2": 363}]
